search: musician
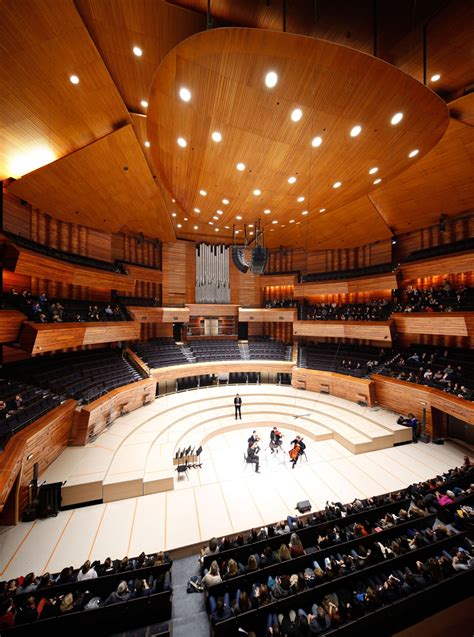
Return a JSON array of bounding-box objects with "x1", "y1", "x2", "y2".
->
[
  {"x1": 270, "y1": 426, "x2": 283, "y2": 453},
  {"x1": 247, "y1": 443, "x2": 260, "y2": 473},
  {"x1": 289, "y1": 435, "x2": 306, "y2": 468},
  {"x1": 234, "y1": 394, "x2": 242, "y2": 420},
  {"x1": 248, "y1": 430, "x2": 261, "y2": 453}
]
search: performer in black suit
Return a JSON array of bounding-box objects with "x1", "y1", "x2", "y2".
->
[
  {"x1": 247, "y1": 443, "x2": 260, "y2": 473},
  {"x1": 270, "y1": 426, "x2": 283, "y2": 453},
  {"x1": 289, "y1": 435, "x2": 306, "y2": 468},
  {"x1": 234, "y1": 394, "x2": 242, "y2": 420},
  {"x1": 248, "y1": 430, "x2": 261, "y2": 453}
]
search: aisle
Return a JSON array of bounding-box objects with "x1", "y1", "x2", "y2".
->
[{"x1": 171, "y1": 555, "x2": 209, "y2": 637}]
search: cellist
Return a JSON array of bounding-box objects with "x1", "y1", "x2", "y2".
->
[{"x1": 289, "y1": 435, "x2": 306, "y2": 468}]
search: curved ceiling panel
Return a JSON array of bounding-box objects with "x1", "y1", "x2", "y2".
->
[{"x1": 148, "y1": 27, "x2": 449, "y2": 248}]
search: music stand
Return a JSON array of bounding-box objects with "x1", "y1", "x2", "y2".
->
[{"x1": 195, "y1": 445, "x2": 202, "y2": 458}]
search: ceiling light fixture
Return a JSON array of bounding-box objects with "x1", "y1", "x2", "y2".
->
[
  {"x1": 302, "y1": 210, "x2": 308, "y2": 216},
  {"x1": 132, "y1": 46, "x2": 143, "y2": 57},
  {"x1": 369, "y1": 167, "x2": 378, "y2": 175},
  {"x1": 350, "y1": 125, "x2": 362, "y2": 137},
  {"x1": 408, "y1": 149, "x2": 419, "y2": 158},
  {"x1": 430, "y1": 74, "x2": 441, "y2": 82},
  {"x1": 194, "y1": 208, "x2": 200, "y2": 213},
  {"x1": 171, "y1": 213, "x2": 177, "y2": 217},
  {"x1": 333, "y1": 181, "x2": 342, "y2": 189},
  {"x1": 236, "y1": 215, "x2": 242, "y2": 220},
  {"x1": 288, "y1": 176, "x2": 296, "y2": 184},
  {"x1": 391, "y1": 112, "x2": 404, "y2": 125},
  {"x1": 297, "y1": 196, "x2": 305, "y2": 202},
  {"x1": 222, "y1": 198, "x2": 229, "y2": 204},
  {"x1": 211, "y1": 131, "x2": 222, "y2": 142},
  {"x1": 289, "y1": 220, "x2": 295, "y2": 224},
  {"x1": 236, "y1": 162, "x2": 246, "y2": 171},
  {"x1": 216, "y1": 210, "x2": 223, "y2": 215},
  {"x1": 253, "y1": 189, "x2": 261, "y2": 196},
  {"x1": 144, "y1": 141, "x2": 151, "y2": 148},
  {"x1": 177, "y1": 137, "x2": 187, "y2": 147},
  {"x1": 199, "y1": 189, "x2": 207, "y2": 196},
  {"x1": 312, "y1": 136, "x2": 323, "y2": 147},
  {"x1": 213, "y1": 215, "x2": 218, "y2": 220},
  {"x1": 177, "y1": 223, "x2": 182, "y2": 228},
  {"x1": 272, "y1": 220, "x2": 278, "y2": 224},
  {"x1": 265, "y1": 71, "x2": 278, "y2": 88},
  {"x1": 184, "y1": 217, "x2": 188, "y2": 221},
  {"x1": 373, "y1": 178, "x2": 382, "y2": 184},
  {"x1": 291, "y1": 108, "x2": 303, "y2": 122},
  {"x1": 319, "y1": 208, "x2": 326, "y2": 213},
  {"x1": 179, "y1": 87, "x2": 191, "y2": 102},
  {"x1": 194, "y1": 225, "x2": 198, "y2": 230},
  {"x1": 140, "y1": 100, "x2": 148, "y2": 108},
  {"x1": 209, "y1": 221, "x2": 214, "y2": 225},
  {"x1": 69, "y1": 75, "x2": 80, "y2": 85},
  {"x1": 264, "y1": 209, "x2": 271, "y2": 214},
  {"x1": 215, "y1": 228, "x2": 219, "y2": 232}
]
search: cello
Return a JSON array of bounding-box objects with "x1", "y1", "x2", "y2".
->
[{"x1": 289, "y1": 443, "x2": 301, "y2": 460}]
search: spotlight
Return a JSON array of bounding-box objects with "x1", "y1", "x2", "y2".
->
[{"x1": 391, "y1": 236, "x2": 397, "y2": 245}]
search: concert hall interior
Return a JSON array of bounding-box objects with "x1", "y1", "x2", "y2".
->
[{"x1": 0, "y1": 0, "x2": 473, "y2": 635}]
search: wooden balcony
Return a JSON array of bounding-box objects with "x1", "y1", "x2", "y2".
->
[
  {"x1": 392, "y1": 312, "x2": 474, "y2": 336},
  {"x1": 0, "y1": 310, "x2": 26, "y2": 343},
  {"x1": 186, "y1": 303, "x2": 240, "y2": 317},
  {"x1": 293, "y1": 320, "x2": 393, "y2": 343},
  {"x1": 292, "y1": 367, "x2": 376, "y2": 407},
  {"x1": 127, "y1": 306, "x2": 190, "y2": 323},
  {"x1": 239, "y1": 308, "x2": 297, "y2": 322},
  {"x1": 399, "y1": 250, "x2": 474, "y2": 281},
  {"x1": 293, "y1": 272, "x2": 398, "y2": 296},
  {"x1": 260, "y1": 274, "x2": 298, "y2": 287}
]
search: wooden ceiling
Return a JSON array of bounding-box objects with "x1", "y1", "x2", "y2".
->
[
  {"x1": 147, "y1": 27, "x2": 448, "y2": 248},
  {"x1": 1, "y1": 0, "x2": 473, "y2": 249}
]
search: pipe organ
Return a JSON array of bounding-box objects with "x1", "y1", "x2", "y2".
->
[{"x1": 195, "y1": 244, "x2": 230, "y2": 303}]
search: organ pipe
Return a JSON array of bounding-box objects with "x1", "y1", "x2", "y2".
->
[{"x1": 195, "y1": 244, "x2": 230, "y2": 303}]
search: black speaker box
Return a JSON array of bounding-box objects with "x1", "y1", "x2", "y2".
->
[
  {"x1": 432, "y1": 438, "x2": 445, "y2": 445},
  {"x1": 296, "y1": 499, "x2": 311, "y2": 513},
  {"x1": 22, "y1": 505, "x2": 37, "y2": 522}
]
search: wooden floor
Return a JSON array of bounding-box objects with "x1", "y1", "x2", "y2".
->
[{"x1": 0, "y1": 385, "x2": 466, "y2": 581}]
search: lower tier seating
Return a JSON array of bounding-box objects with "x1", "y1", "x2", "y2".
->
[
  {"x1": 132, "y1": 338, "x2": 188, "y2": 368},
  {"x1": 190, "y1": 339, "x2": 242, "y2": 362}
]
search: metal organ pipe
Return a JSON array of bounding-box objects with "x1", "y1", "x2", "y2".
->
[{"x1": 195, "y1": 244, "x2": 230, "y2": 303}]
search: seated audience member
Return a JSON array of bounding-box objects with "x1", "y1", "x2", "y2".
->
[
  {"x1": 76, "y1": 560, "x2": 98, "y2": 581},
  {"x1": 128, "y1": 578, "x2": 151, "y2": 599},
  {"x1": 0, "y1": 598, "x2": 16, "y2": 629},
  {"x1": 209, "y1": 594, "x2": 233, "y2": 624},
  {"x1": 105, "y1": 581, "x2": 131, "y2": 605},
  {"x1": 200, "y1": 537, "x2": 219, "y2": 562},
  {"x1": 202, "y1": 560, "x2": 222, "y2": 589},
  {"x1": 289, "y1": 532, "x2": 305, "y2": 557}
]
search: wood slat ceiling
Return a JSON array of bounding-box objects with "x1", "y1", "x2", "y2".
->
[
  {"x1": 147, "y1": 27, "x2": 448, "y2": 248},
  {"x1": 369, "y1": 119, "x2": 474, "y2": 233},
  {"x1": 450, "y1": 93, "x2": 474, "y2": 127},
  {"x1": 7, "y1": 125, "x2": 176, "y2": 240},
  {"x1": 0, "y1": 0, "x2": 129, "y2": 181}
]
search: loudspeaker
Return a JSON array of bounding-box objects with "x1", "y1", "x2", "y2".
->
[
  {"x1": 296, "y1": 499, "x2": 311, "y2": 513},
  {"x1": 231, "y1": 246, "x2": 249, "y2": 273},
  {"x1": 22, "y1": 504, "x2": 37, "y2": 522},
  {"x1": 250, "y1": 245, "x2": 267, "y2": 274},
  {"x1": 432, "y1": 438, "x2": 445, "y2": 445}
]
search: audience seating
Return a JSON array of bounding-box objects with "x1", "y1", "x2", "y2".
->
[
  {"x1": 248, "y1": 337, "x2": 291, "y2": 361},
  {"x1": 189, "y1": 340, "x2": 242, "y2": 362},
  {"x1": 299, "y1": 343, "x2": 390, "y2": 377},
  {"x1": 302, "y1": 262, "x2": 394, "y2": 283},
  {"x1": 132, "y1": 339, "x2": 188, "y2": 368},
  {"x1": 115, "y1": 295, "x2": 160, "y2": 307},
  {"x1": 404, "y1": 236, "x2": 474, "y2": 262}
]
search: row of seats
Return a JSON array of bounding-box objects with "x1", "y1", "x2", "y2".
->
[
  {"x1": 300, "y1": 343, "x2": 389, "y2": 377},
  {"x1": 132, "y1": 339, "x2": 188, "y2": 368},
  {"x1": 302, "y1": 262, "x2": 394, "y2": 283},
  {"x1": 190, "y1": 340, "x2": 242, "y2": 362},
  {"x1": 404, "y1": 236, "x2": 474, "y2": 262},
  {"x1": 115, "y1": 295, "x2": 160, "y2": 307},
  {"x1": 248, "y1": 338, "x2": 291, "y2": 361}
]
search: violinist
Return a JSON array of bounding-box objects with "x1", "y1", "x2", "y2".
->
[
  {"x1": 289, "y1": 435, "x2": 306, "y2": 468},
  {"x1": 248, "y1": 430, "x2": 261, "y2": 454},
  {"x1": 270, "y1": 426, "x2": 283, "y2": 453}
]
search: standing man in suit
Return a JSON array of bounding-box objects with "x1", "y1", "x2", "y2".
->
[{"x1": 234, "y1": 394, "x2": 242, "y2": 420}]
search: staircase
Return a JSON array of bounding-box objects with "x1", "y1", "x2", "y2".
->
[
  {"x1": 181, "y1": 344, "x2": 195, "y2": 363},
  {"x1": 170, "y1": 555, "x2": 209, "y2": 637},
  {"x1": 239, "y1": 341, "x2": 250, "y2": 360}
]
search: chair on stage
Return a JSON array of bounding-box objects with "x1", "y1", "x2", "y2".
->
[
  {"x1": 175, "y1": 461, "x2": 189, "y2": 480},
  {"x1": 243, "y1": 452, "x2": 250, "y2": 471}
]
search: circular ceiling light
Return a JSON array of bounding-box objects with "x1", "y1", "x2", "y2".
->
[
  {"x1": 312, "y1": 136, "x2": 323, "y2": 147},
  {"x1": 253, "y1": 189, "x2": 261, "y2": 196},
  {"x1": 319, "y1": 208, "x2": 326, "y2": 213},
  {"x1": 350, "y1": 125, "x2": 362, "y2": 137},
  {"x1": 297, "y1": 196, "x2": 305, "y2": 202},
  {"x1": 215, "y1": 228, "x2": 219, "y2": 232},
  {"x1": 264, "y1": 209, "x2": 271, "y2": 214},
  {"x1": 369, "y1": 167, "x2": 378, "y2": 174},
  {"x1": 373, "y1": 178, "x2": 382, "y2": 185},
  {"x1": 430, "y1": 74, "x2": 441, "y2": 82},
  {"x1": 177, "y1": 137, "x2": 187, "y2": 147},
  {"x1": 272, "y1": 220, "x2": 278, "y2": 224},
  {"x1": 144, "y1": 141, "x2": 151, "y2": 148},
  {"x1": 222, "y1": 198, "x2": 229, "y2": 204},
  {"x1": 333, "y1": 181, "x2": 342, "y2": 189},
  {"x1": 194, "y1": 225, "x2": 198, "y2": 230},
  {"x1": 302, "y1": 210, "x2": 308, "y2": 216},
  {"x1": 289, "y1": 220, "x2": 295, "y2": 224},
  {"x1": 177, "y1": 223, "x2": 182, "y2": 228},
  {"x1": 291, "y1": 108, "x2": 303, "y2": 122},
  {"x1": 69, "y1": 75, "x2": 80, "y2": 85},
  {"x1": 179, "y1": 87, "x2": 191, "y2": 102},
  {"x1": 132, "y1": 46, "x2": 143, "y2": 57},
  {"x1": 211, "y1": 131, "x2": 222, "y2": 142},
  {"x1": 265, "y1": 71, "x2": 278, "y2": 88},
  {"x1": 213, "y1": 216, "x2": 218, "y2": 220},
  {"x1": 408, "y1": 149, "x2": 419, "y2": 158},
  {"x1": 171, "y1": 213, "x2": 177, "y2": 217},
  {"x1": 248, "y1": 224, "x2": 254, "y2": 228},
  {"x1": 216, "y1": 210, "x2": 223, "y2": 215},
  {"x1": 140, "y1": 100, "x2": 148, "y2": 108},
  {"x1": 236, "y1": 215, "x2": 242, "y2": 220},
  {"x1": 208, "y1": 221, "x2": 214, "y2": 225},
  {"x1": 193, "y1": 208, "x2": 200, "y2": 213},
  {"x1": 199, "y1": 189, "x2": 207, "y2": 196},
  {"x1": 390, "y1": 112, "x2": 404, "y2": 125},
  {"x1": 225, "y1": 226, "x2": 230, "y2": 229},
  {"x1": 236, "y1": 162, "x2": 246, "y2": 171},
  {"x1": 288, "y1": 176, "x2": 297, "y2": 184},
  {"x1": 249, "y1": 231, "x2": 254, "y2": 235}
]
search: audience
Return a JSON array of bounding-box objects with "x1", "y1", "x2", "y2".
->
[
  {"x1": 394, "y1": 282, "x2": 472, "y2": 313},
  {"x1": 301, "y1": 298, "x2": 392, "y2": 321}
]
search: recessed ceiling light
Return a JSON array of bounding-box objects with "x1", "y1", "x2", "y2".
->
[
  {"x1": 140, "y1": 100, "x2": 148, "y2": 108},
  {"x1": 333, "y1": 181, "x2": 342, "y2": 189},
  {"x1": 265, "y1": 71, "x2": 278, "y2": 88},
  {"x1": 236, "y1": 162, "x2": 246, "y2": 171},
  {"x1": 144, "y1": 140, "x2": 151, "y2": 148},
  {"x1": 225, "y1": 225, "x2": 230, "y2": 229},
  {"x1": 319, "y1": 208, "x2": 326, "y2": 213},
  {"x1": 216, "y1": 210, "x2": 223, "y2": 215},
  {"x1": 281, "y1": 225, "x2": 286, "y2": 228},
  {"x1": 209, "y1": 221, "x2": 214, "y2": 225},
  {"x1": 172, "y1": 199, "x2": 176, "y2": 202},
  {"x1": 213, "y1": 215, "x2": 218, "y2": 220},
  {"x1": 312, "y1": 136, "x2": 323, "y2": 148},
  {"x1": 177, "y1": 223, "x2": 182, "y2": 228},
  {"x1": 350, "y1": 125, "x2": 362, "y2": 137},
  {"x1": 249, "y1": 231, "x2": 254, "y2": 235},
  {"x1": 297, "y1": 196, "x2": 305, "y2": 202},
  {"x1": 264, "y1": 209, "x2": 271, "y2": 214},
  {"x1": 132, "y1": 46, "x2": 143, "y2": 57},
  {"x1": 215, "y1": 228, "x2": 219, "y2": 232},
  {"x1": 391, "y1": 112, "x2": 404, "y2": 125},
  {"x1": 179, "y1": 87, "x2": 191, "y2": 102},
  {"x1": 177, "y1": 137, "x2": 187, "y2": 147},
  {"x1": 235, "y1": 230, "x2": 240, "y2": 234},
  {"x1": 408, "y1": 149, "x2": 419, "y2": 158},
  {"x1": 270, "y1": 229, "x2": 274, "y2": 232},
  {"x1": 430, "y1": 74, "x2": 441, "y2": 82},
  {"x1": 248, "y1": 224, "x2": 254, "y2": 228},
  {"x1": 69, "y1": 75, "x2": 80, "y2": 85},
  {"x1": 272, "y1": 220, "x2": 278, "y2": 224},
  {"x1": 369, "y1": 167, "x2": 378, "y2": 175},
  {"x1": 184, "y1": 217, "x2": 188, "y2": 221},
  {"x1": 289, "y1": 219, "x2": 295, "y2": 224},
  {"x1": 302, "y1": 210, "x2": 308, "y2": 216},
  {"x1": 236, "y1": 215, "x2": 242, "y2": 220},
  {"x1": 288, "y1": 176, "x2": 297, "y2": 184},
  {"x1": 291, "y1": 108, "x2": 303, "y2": 122},
  {"x1": 194, "y1": 208, "x2": 200, "y2": 213},
  {"x1": 373, "y1": 178, "x2": 382, "y2": 185},
  {"x1": 171, "y1": 213, "x2": 177, "y2": 217},
  {"x1": 194, "y1": 225, "x2": 198, "y2": 230},
  {"x1": 222, "y1": 198, "x2": 229, "y2": 204},
  {"x1": 199, "y1": 189, "x2": 207, "y2": 196},
  {"x1": 253, "y1": 189, "x2": 261, "y2": 196},
  {"x1": 211, "y1": 131, "x2": 222, "y2": 142}
]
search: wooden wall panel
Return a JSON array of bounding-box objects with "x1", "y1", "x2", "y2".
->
[
  {"x1": 239, "y1": 308, "x2": 296, "y2": 323},
  {"x1": 2, "y1": 188, "x2": 31, "y2": 238},
  {"x1": 188, "y1": 304, "x2": 239, "y2": 317},
  {"x1": 19, "y1": 321, "x2": 141, "y2": 354},
  {"x1": 162, "y1": 240, "x2": 195, "y2": 305},
  {"x1": 125, "y1": 265, "x2": 162, "y2": 284},
  {"x1": 293, "y1": 320, "x2": 393, "y2": 343},
  {"x1": 0, "y1": 310, "x2": 26, "y2": 343},
  {"x1": 393, "y1": 313, "x2": 474, "y2": 337},
  {"x1": 292, "y1": 368, "x2": 375, "y2": 406},
  {"x1": 230, "y1": 262, "x2": 261, "y2": 307},
  {"x1": 127, "y1": 307, "x2": 190, "y2": 323},
  {"x1": 150, "y1": 360, "x2": 293, "y2": 382},
  {"x1": 399, "y1": 250, "x2": 474, "y2": 282},
  {"x1": 247, "y1": 322, "x2": 264, "y2": 337},
  {"x1": 260, "y1": 274, "x2": 298, "y2": 287},
  {"x1": 294, "y1": 273, "x2": 398, "y2": 297}
]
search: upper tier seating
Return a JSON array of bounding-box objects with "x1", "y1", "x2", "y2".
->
[
  {"x1": 248, "y1": 337, "x2": 291, "y2": 360},
  {"x1": 394, "y1": 283, "x2": 474, "y2": 313},
  {"x1": 0, "y1": 379, "x2": 60, "y2": 446},
  {"x1": 4, "y1": 350, "x2": 144, "y2": 404},
  {"x1": 115, "y1": 295, "x2": 160, "y2": 307},
  {"x1": 132, "y1": 339, "x2": 188, "y2": 368},
  {"x1": 299, "y1": 343, "x2": 390, "y2": 377},
  {"x1": 189, "y1": 340, "x2": 242, "y2": 362},
  {"x1": 301, "y1": 262, "x2": 394, "y2": 283},
  {"x1": 404, "y1": 236, "x2": 474, "y2": 262},
  {"x1": 301, "y1": 300, "x2": 393, "y2": 321},
  {"x1": 5, "y1": 232, "x2": 126, "y2": 274}
]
